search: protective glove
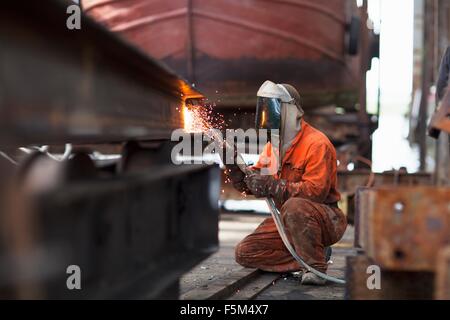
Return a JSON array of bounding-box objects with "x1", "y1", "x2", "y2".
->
[
  {"x1": 226, "y1": 164, "x2": 245, "y2": 183},
  {"x1": 225, "y1": 164, "x2": 251, "y2": 193},
  {"x1": 244, "y1": 172, "x2": 277, "y2": 198},
  {"x1": 244, "y1": 173, "x2": 291, "y2": 208}
]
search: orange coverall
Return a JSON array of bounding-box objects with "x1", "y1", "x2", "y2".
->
[{"x1": 235, "y1": 120, "x2": 347, "y2": 273}]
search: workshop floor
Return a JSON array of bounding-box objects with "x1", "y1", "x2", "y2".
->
[{"x1": 180, "y1": 213, "x2": 356, "y2": 300}]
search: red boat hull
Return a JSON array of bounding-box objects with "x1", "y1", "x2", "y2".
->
[{"x1": 83, "y1": 0, "x2": 363, "y2": 109}]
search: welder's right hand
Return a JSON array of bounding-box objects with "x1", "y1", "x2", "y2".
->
[
  {"x1": 226, "y1": 164, "x2": 245, "y2": 183},
  {"x1": 225, "y1": 164, "x2": 247, "y2": 193},
  {"x1": 244, "y1": 172, "x2": 274, "y2": 198}
]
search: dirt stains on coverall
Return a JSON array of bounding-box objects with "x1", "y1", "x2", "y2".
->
[{"x1": 234, "y1": 120, "x2": 347, "y2": 273}]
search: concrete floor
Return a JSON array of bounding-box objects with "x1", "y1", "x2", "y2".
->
[{"x1": 180, "y1": 213, "x2": 356, "y2": 300}]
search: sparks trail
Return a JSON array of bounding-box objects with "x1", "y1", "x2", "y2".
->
[
  {"x1": 183, "y1": 102, "x2": 230, "y2": 151},
  {"x1": 183, "y1": 102, "x2": 226, "y2": 133},
  {"x1": 183, "y1": 102, "x2": 248, "y2": 195}
]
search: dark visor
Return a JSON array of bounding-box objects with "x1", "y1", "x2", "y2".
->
[{"x1": 255, "y1": 97, "x2": 281, "y2": 130}]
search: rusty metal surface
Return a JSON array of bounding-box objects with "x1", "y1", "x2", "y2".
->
[
  {"x1": 337, "y1": 170, "x2": 433, "y2": 194},
  {"x1": 353, "y1": 187, "x2": 370, "y2": 248},
  {"x1": 0, "y1": 1, "x2": 201, "y2": 147},
  {"x1": 0, "y1": 143, "x2": 220, "y2": 299},
  {"x1": 435, "y1": 246, "x2": 450, "y2": 299},
  {"x1": 357, "y1": 186, "x2": 450, "y2": 271},
  {"x1": 83, "y1": 0, "x2": 363, "y2": 109}
]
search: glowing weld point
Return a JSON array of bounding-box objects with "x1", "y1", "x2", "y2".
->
[{"x1": 182, "y1": 102, "x2": 226, "y2": 134}]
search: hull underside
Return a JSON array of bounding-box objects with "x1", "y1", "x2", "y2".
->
[{"x1": 84, "y1": 0, "x2": 361, "y2": 109}]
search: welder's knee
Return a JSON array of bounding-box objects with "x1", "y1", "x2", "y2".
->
[
  {"x1": 281, "y1": 197, "x2": 316, "y2": 222},
  {"x1": 234, "y1": 238, "x2": 257, "y2": 267}
]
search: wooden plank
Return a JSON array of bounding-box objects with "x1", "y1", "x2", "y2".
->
[
  {"x1": 180, "y1": 268, "x2": 260, "y2": 300},
  {"x1": 227, "y1": 273, "x2": 280, "y2": 300}
]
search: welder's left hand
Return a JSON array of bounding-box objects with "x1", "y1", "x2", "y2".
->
[{"x1": 244, "y1": 172, "x2": 275, "y2": 198}]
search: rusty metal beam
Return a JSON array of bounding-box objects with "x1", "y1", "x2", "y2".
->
[
  {"x1": 417, "y1": 0, "x2": 438, "y2": 170},
  {"x1": 0, "y1": 144, "x2": 220, "y2": 299},
  {"x1": 355, "y1": 186, "x2": 450, "y2": 272},
  {"x1": 0, "y1": 1, "x2": 201, "y2": 147},
  {"x1": 434, "y1": 246, "x2": 450, "y2": 300},
  {"x1": 337, "y1": 170, "x2": 433, "y2": 194},
  {"x1": 435, "y1": 246, "x2": 450, "y2": 299},
  {"x1": 357, "y1": 0, "x2": 371, "y2": 161},
  {"x1": 186, "y1": 0, "x2": 195, "y2": 83}
]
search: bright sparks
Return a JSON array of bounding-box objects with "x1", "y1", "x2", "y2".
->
[
  {"x1": 182, "y1": 103, "x2": 226, "y2": 133},
  {"x1": 181, "y1": 101, "x2": 238, "y2": 185},
  {"x1": 182, "y1": 104, "x2": 199, "y2": 132}
]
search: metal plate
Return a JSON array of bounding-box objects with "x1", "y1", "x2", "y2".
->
[{"x1": 358, "y1": 186, "x2": 450, "y2": 271}]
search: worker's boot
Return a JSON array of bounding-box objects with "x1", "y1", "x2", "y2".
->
[
  {"x1": 300, "y1": 247, "x2": 331, "y2": 285},
  {"x1": 325, "y1": 246, "x2": 332, "y2": 263},
  {"x1": 301, "y1": 272, "x2": 327, "y2": 286}
]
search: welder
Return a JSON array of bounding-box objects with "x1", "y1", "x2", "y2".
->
[{"x1": 227, "y1": 81, "x2": 347, "y2": 285}]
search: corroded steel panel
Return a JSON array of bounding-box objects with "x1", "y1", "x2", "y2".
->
[
  {"x1": 435, "y1": 246, "x2": 450, "y2": 299},
  {"x1": 358, "y1": 186, "x2": 450, "y2": 271}
]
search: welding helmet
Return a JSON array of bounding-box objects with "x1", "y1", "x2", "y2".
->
[
  {"x1": 256, "y1": 81, "x2": 304, "y2": 160},
  {"x1": 256, "y1": 81, "x2": 290, "y2": 130}
]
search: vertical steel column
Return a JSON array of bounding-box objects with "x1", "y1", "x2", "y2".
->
[
  {"x1": 417, "y1": 0, "x2": 437, "y2": 171},
  {"x1": 358, "y1": 0, "x2": 371, "y2": 161},
  {"x1": 186, "y1": 0, "x2": 195, "y2": 84}
]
